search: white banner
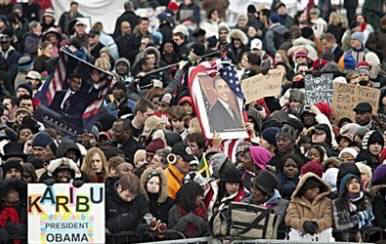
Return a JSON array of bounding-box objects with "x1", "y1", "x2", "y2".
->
[
  {"x1": 28, "y1": 183, "x2": 105, "y2": 244},
  {"x1": 52, "y1": 0, "x2": 124, "y2": 34}
]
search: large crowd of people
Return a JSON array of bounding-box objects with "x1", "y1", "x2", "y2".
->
[{"x1": 1, "y1": 0, "x2": 386, "y2": 243}]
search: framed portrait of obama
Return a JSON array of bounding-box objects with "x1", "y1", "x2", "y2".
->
[{"x1": 191, "y1": 73, "x2": 248, "y2": 140}]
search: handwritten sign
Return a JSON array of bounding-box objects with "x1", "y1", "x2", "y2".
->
[
  {"x1": 304, "y1": 73, "x2": 334, "y2": 105},
  {"x1": 28, "y1": 184, "x2": 105, "y2": 244},
  {"x1": 332, "y1": 83, "x2": 380, "y2": 122},
  {"x1": 241, "y1": 70, "x2": 283, "y2": 104}
]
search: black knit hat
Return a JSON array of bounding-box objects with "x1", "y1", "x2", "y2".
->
[
  {"x1": 252, "y1": 170, "x2": 279, "y2": 196},
  {"x1": 2, "y1": 159, "x2": 23, "y2": 176},
  {"x1": 220, "y1": 165, "x2": 242, "y2": 183}
]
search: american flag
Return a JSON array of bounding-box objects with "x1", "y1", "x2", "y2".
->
[
  {"x1": 218, "y1": 61, "x2": 244, "y2": 99},
  {"x1": 188, "y1": 59, "x2": 243, "y2": 99},
  {"x1": 34, "y1": 53, "x2": 66, "y2": 106},
  {"x1": 34, "y1": 48, "x2": 114, "y2": 131}
]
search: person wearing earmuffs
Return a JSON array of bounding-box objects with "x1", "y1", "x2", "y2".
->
[{"x1": 164, "y1": 142, "x2": 197, "y2": 200}]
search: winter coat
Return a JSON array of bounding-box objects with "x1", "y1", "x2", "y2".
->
[
  {"x1": 332, "y1": 174, "x2": 374, "y2": 242},
  {"x1": 356, "y1": 130, "x2": 384, "y2": 170},
  {"x1": 0, "y1": 46, "x2": 21, "y2": 93},
  {"x1": 140, "y1": 167, "x2": 175, "y2": 223},
  {"x1": 277, "y1": 172, "x2": 299, "y2": 200},
  {"x1": 105, "y1": 186, "x2": 149, "y2": 234},
  {"x1": 116, "y1": 33, "x2": 140, "y2": 65},
  {"x1": 113, "y1": 11, "x2": 139, "y2": 38},
  {"x1": 366, "y1": 27, "x2": 386, "y2": 62},
  {"x1": 165, "y1": 164, "x2": 185, "y2": 200},
  {"x1": 285, "y1": 173, "x2": 333, "y2": 233},
  {"x1": 23, "y1": 32, "x2": 41, "y2": 57},
  {"x1": 168, "y1": 205, "x2": 209, "y2": 238},
  {"x1": 264, "y1": 23, "x2": 289, "y2": 56},
  {"x1": 370, "y1": 184, "x2": 386, "y2": 229},
  {"x1": 363, "y1": 0, "x2": 385, "y2": 30}
]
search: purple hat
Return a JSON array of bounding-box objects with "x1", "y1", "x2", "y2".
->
[
  {"x1": 372, "y1": 164, "x2": 386, "y2": 185},
  {"x1": 249, "y1": 146, "x2": 272, "y2": 170}
]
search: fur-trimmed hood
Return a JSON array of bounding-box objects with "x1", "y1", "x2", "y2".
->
[
  {"x1": 140, "y1": 167, "x2": 169, "y2": 204},
  {"x1": 114, "y1": 57, "x2": 131, "y2": 71},
  {"x1": 291, "y1": 172, "x2": 331, "y2": 200},
  {"x1": 228, "y1": 29, "x2": 248, "y2": 45},
  {"x1": 47, "y1": 157, "x2": 82, "y2": 178}
]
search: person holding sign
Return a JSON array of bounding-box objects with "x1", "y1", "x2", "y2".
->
[
  {"x1": 353, "y1": 102, "x2": 380, "y2": 130},
  {"x1": 208, "y1": 76, "x2": 243, "y2": 132}
]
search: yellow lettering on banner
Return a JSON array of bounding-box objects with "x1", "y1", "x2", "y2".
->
[{"x1": 241, "y1": 69, "x2": 284, "y2": 104}]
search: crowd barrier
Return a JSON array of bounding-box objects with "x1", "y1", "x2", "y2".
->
[{"x1": 133, "y1": 237, "x2": 376, "y2": 244}]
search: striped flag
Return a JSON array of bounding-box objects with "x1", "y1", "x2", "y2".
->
[
  {"x1": 188, "y1": 59, "x2": 243, "y2": 98},
  {"x1": 34, "y1": 47, "x2": 115, "y2": 131},
  {"x1": 34, "y1": 53, "x2": 67, "y2": 106}
]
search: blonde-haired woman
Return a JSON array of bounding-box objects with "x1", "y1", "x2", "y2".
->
[
  {"x1": 81, "y1": 147, "x2": 108, "y2": 182},
  {"x1": 327, "y1": 12, "x2": 347, "y2": 45}
]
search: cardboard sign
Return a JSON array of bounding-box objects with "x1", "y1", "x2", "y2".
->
[
  {"x1": 304, "y1": 73, "x2": 334, "y2": 105},
  {"x1": 332, "y1": 83, "x2": 380, "y2": 122},
  {"x1": 241, "y1": 70, "x2": 283, "y2": 104},
  {"x1": 28, "y1": 184, "x2": 105, "y2": 244}
]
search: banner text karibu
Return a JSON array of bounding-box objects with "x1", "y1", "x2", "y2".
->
[{"x1": 28, "y1": 183, "x2": 105, "y2": 244}]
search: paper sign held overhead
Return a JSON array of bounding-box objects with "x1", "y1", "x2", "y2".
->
[
  {"x1": 241, "y1": 70, "x2": 283, "y2": 104},
  {"x1": 332, "y1": 83, "x2": 380, "y2": 122},
  {"x1": 304, "y1": 73, "x2": 334, "y2": 105}
]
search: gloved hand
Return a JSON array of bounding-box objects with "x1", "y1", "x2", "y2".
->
[{"x1": 303, "y1": 221, "x2": 318, "y2": 235}]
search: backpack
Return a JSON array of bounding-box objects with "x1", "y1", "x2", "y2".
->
[{"x1": 209, "y1": 201, "x2": 280, "y2": 239}]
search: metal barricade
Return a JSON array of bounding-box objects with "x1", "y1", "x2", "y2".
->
[
  {"x1": 136, "y1": 236, "x2": 213, "y2": 244},
  {"x1": 231, "y1": 240, "x2": 375, "y2": 244}
]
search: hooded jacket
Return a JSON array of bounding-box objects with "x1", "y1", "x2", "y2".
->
[
  {"x1": 56, "y1": 139, "x2": 81, "y2": 163},
  {"x1": 356, "y1": 130, "x2": 384, "y2": 170},
  {"x1": 285, "y1": 172, "x2": 333, "y2": 233},
  {"x1": 332, "y1": 174, "x2": 374, "y2": 241},
  {"x1": 113, "y1": 57, "x2": 131, "y2": 82},
  {"x1": 139, "y1": 167, "x2": 174, "y2": 223}
]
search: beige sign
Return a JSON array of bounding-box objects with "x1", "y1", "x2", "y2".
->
[
  {"x1": 241, "y1": 70, "x2": 283, "y2": 104},
  {"x1": 332, "y1": 83, "x2": 380, "y2": 122}
]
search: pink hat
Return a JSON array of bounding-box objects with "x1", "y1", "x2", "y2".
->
[{"x1": 249, "y1": 146, "x2": 272, "y2": 170}]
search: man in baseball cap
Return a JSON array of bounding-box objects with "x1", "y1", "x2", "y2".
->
[{"x1": 165, "y1": 142, "x2": 196, "y2": 199}]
